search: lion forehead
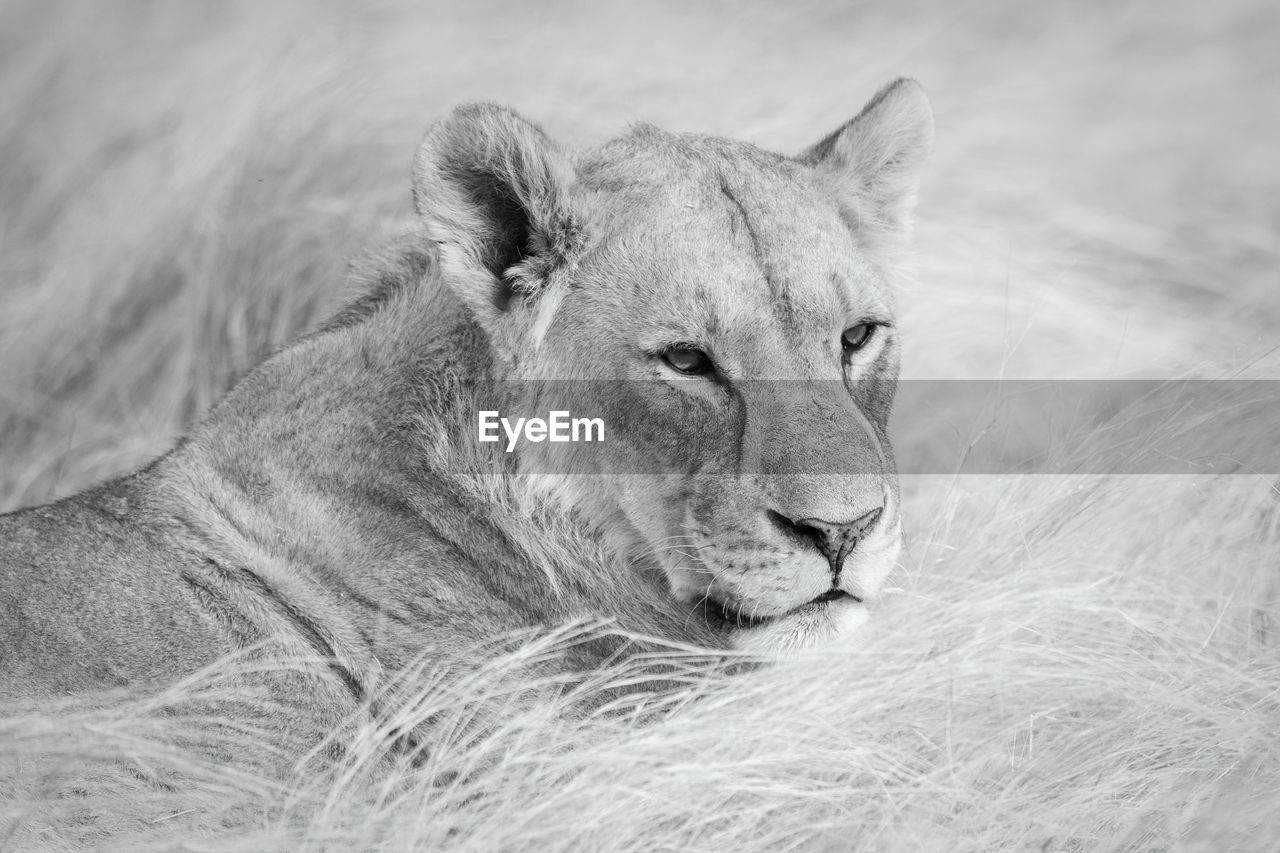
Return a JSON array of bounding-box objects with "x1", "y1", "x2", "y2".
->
[
  {"x1": 571, "y1": 149, "x2": 885, "y2": 347},
  {"x1": 578, "y1": 123, "x2": 801, "y2": 187}
]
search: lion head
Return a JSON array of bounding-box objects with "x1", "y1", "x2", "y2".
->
[{"x1": 412, "y1": 80, "x2": 933, "y2": 652}]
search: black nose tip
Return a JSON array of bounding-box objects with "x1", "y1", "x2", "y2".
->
[{"x1": 770, "y1": 507, "x2": 883, "y2": 577}]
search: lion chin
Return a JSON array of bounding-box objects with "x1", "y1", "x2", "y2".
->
[{"x1": 722, "y1": 594, "x2": 873, "y2": 656}]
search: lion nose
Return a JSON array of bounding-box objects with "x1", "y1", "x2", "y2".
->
[{"x1": 771, "y1": 507, "x2": 883, "y2": 578}]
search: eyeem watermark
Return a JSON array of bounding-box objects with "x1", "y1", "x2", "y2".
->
[{"x1": 478, "y1": 410, "x2": 605, "y2": 453}]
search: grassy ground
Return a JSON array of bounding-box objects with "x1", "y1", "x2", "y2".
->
[{"x1": 1, "y1": 0, "x2": 1278, "y2": 849}]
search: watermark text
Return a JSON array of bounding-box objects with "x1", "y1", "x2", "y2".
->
[{"x1": 478, "y1": 410, "x2": 605, "y2": 453}]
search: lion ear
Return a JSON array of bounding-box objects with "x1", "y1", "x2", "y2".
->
[
  {"x1": 799, "y1": 78, "x2": 934, "y2": 250},
  {"x1": 413, "y1": 103, "x2": 581, "y2": 327}
]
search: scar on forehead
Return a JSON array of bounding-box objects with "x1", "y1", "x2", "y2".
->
[
  {"x1": 717, "y1": 174, "x2": 792, "y2": 315},
  {"x1": 830, "y1": 271, "x2": 854, "y2": 315}
]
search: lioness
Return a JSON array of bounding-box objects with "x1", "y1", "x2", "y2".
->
[{"x1": 0, "y1": 80, "x2": 932, "y2": 708}]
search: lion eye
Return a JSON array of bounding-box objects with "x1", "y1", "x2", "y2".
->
[
  {"x1": 841, "y1": 323, "x2": 875, "y2": 352},
  {"x1": 662, "y1": 346, "x2": 714, "y2": 376}
]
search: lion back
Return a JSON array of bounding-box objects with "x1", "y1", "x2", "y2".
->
[{"x1": 0, "y1": 473, "x2": 234, "y2": 699}]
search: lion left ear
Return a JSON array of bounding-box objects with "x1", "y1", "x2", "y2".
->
[
  {"x1": 800, "y1": 78, "x2": 934, "y2": 250},
  {"x1": 413, "y1": 103, "x2": 583, "y2": 334}
]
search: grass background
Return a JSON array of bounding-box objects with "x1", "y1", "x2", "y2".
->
[{"x1": 1, "y1": 0, "x2": 1278, "y2": 849}]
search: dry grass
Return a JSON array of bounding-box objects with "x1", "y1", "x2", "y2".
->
[{"x1": 2, "y1": 0, "x2": 1278, "y2": 849}]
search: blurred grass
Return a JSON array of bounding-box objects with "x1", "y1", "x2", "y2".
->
[{"x1": 1, "y1": 0, "x2": 1279, "y2": 849}]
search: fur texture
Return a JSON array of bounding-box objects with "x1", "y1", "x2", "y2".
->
[{"x1": 0, "y1": 87, "x2": 932, "y2": 723}]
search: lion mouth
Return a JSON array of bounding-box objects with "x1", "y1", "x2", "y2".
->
[{"x1": 702, "y1": 589, "x2": 861, "y2": 630}]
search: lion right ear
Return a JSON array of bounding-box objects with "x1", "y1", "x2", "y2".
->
[
  {"x1": 799, "y1": 78, "x2": 934, "y2": 252},
  {"x1": 413, "y1": 104, "x2": 582, "y2": 329}
]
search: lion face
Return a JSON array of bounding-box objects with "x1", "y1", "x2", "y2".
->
[{"x1": 414, "y1": 81, "x2": 932, "y2": 652}]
